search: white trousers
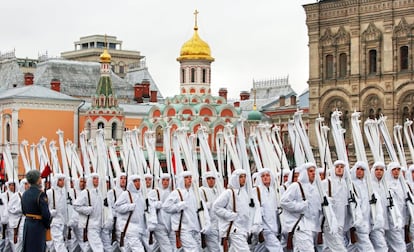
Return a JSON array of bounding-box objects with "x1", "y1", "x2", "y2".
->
[{"x1": 229, "y1": 230, "x2": 249, "y2": 252}]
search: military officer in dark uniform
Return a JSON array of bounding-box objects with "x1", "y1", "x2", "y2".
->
[{"x1": 21, "y1": 170, "x2": 51, "y2": 252}]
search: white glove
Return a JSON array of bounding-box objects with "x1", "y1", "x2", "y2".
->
[
  {"x1": 50, "y1": 209, "x2": 57, "y2": 218},
  {"x1": 300, "y1": 200, "x2": 308, "y2": 212},
  {"x1": 250, "y1": 224, "x2": 261, "y2": 235},
  {"x1": 128, "y1": 203, "x2": 136, "y2": 211},
  {"x1": 154, "y1": 201, "x2": 162, "y2": 209},
  {"x1": 67, "y1": 219, "x2": 77, "y2": 228},
  {"x1": 228, "y1": 212, "x2": 237, "y2": 221},
  {"x1": 103, "y1": 220, "x2": 113, "y2": 230},
  {"x1": 177, "y1": 201, "x2": 186, "y2": 211},
  {"x1": 148, "y1": 222, "x2": 157, "y2": 232},
  {"x1": 201, "y1": 225, "x2": 211, "y2": 234},
  {"x1": 84, "y1": 206, "x2": 93, "y2": 215}
]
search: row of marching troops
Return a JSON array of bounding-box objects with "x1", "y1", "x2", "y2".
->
[
  {"x1": 3, "y1": 110, "x2": 414, "y2": 252},
  {"x1": 1, "y1": 157, "x2": 414, "y2": 252}
]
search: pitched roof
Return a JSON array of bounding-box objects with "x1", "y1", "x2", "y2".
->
[
  {"x1": 0, "y1": 85, "x2": 80, "y2": 101},
  {"x1": 34, "y1": 59, "x2": 132, "y2": 99},
  {"x1": 0, "y1": 59, "x2": 24, "y2": 89}
]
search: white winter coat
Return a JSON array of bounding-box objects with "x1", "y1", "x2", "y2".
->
[
  {"x1": 46, "y1": 174, "x2": 68, "y2": 225},
  {"x1": 73, "y1": 174, "x2": 104, "y2": 229},
  {"x1": 163, "y1": 176, "x2": 202, "y2": 232},
  {"x1": 280, "y1": 163, "x2": 322, "y2": 233},
  {"x1": 213, "y1": 169, "x2": 252, "y2": 237},
  {"x1": 114, "y1": 175, "x2": 147, "y2": 235}
]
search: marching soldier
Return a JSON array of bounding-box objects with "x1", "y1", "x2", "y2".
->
[
  {"x1": 21, "y1": 169, "x2": 52, "y2": 252},
  {"x1": 73, "y1": 173, "x2": 105, "y2": 252},
  {"x1": 252, "y1": 168, "x2": 283, "y2": 252},
  {"x1": 214, "y1": 169, "x2": 253, "y2": 251},
  {"x1": 46, "y1": 173, "x2": 69, "y2": 251},
  {"x1": 8, "y1": 178, "x2": 29, "y2": 252},
  {"x1": 1, "y1": 179, "x2": 17, "y2": 251},
  {"x1": 68, "y1": 177, "x2": 89, "y2": 252},
  {"x1": 280, "y1": 163, "x2": 322, "y2": 252},
  {"x1": 115, "y1": 174, "x2": 148, "y2": 251},
  {"x1": 164, "y1": 170, "x2": 209, "y2": 251},
  {"x1": 148, "y1": 173, "x2": 175, "y2": 251},
  {"x1": 386, "y1": 162, "x2": 407, "y2": 251},
  {"x1": 349, "y1": 161, "x2": 377, "y2": 252},
  {"x1": 322, "y1": 160, "x2": 351, "y2": 251},
  {"x1": 107, "y1": 172, "x2": 127, "y2": 249},
  {"x1": 371, "y1": 162, "x2": 399, "y2": 252},
  {"x1": 199, "y1": 171, "x2": 221, "y2": 252}
]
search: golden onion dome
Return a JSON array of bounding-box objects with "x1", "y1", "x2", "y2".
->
[
  {"x1": 177, "y1": 11, "x2": 214, "y2": 62},
  {"x1": 100, "y1": 48, "x2": 111, "y2": 63}
]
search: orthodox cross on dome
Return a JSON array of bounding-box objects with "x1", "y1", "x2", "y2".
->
[{"x1": 194, "y1": 9, "x2": 199, "y2": 29}]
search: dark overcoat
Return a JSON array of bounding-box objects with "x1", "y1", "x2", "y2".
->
[{"x1": 21, "y1": 185, "x2": 51, "y2": 252}]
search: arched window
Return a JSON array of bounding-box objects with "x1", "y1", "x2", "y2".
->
[
  {"x1": 98, "y1": 122, "x2": 104, "y2": 129},
  {"x1": 119, "y1": 65, "x2": 125, "y2": 74},
  {"x1": 339, "y1": 53, "x2": 347, "y2": 77},
  {"x1": 402, "y1": 106, "x2": 410, "y2": 121},
  {"x1": 6, "y1": 123, "x2": 10, "y2": 143},
  {"x1": 181, "y1": 69, "x2": 185, "y2": 83},
  {"x1": 369, "y1": 50, "x2": 377, "y2": 74},
  {"x1": 156, "y1": 126, "x2": 163, "y2": 146},
  {"x1": 191, "y1": 68, "x2": 196, "y2": 83},
  {"x1": 111, "y1": 122, "x2": 117, "y2": 140},
  {"x1": 202, "y1": 69, "x2": 206, "y2": 83},
  {"x1": 400, "y1": 46, "x2": 409, "y2": 71},
  {"x1": 325, "y1": 54, "x2": 334, "y2": 79}
]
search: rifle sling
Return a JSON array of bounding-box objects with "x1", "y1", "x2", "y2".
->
[
  {"x1": 290, "y1": 181, "x2": 306, "y2": 233},
  {"x1": 52, "y1": 189, "x2": 56, "y2": 209},
  {"x1": 156, "y1": 188, "x2": 160, "y2": 201},
  {"x1": 256, "y1": 187, "x2": 261, "y2": 205},
  {"x1": 122, "y1": 190, "x2": 134, "y2": 235},
  {"x1": 328, "y1": 179, "x2": 332, "y2": 197},
  {"x1": 202, "y1": 188, "x2": 208, "y2": 202},
  {"x1": 225, "y1": 188, "x2": 236, "y2": 238},
  {"x1": 84, "y1": 189, "x2": 91, "y2": 242},
  {"x1": 177, "y1": 189, "x2": 184, "y2": 235}
]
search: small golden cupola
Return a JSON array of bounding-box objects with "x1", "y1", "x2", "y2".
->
[
  {"x1": 100, "y1": 48, "x2": 111, "y2": 63},
  {"x1": 177, "y1": 10, "x2": 214, "y2": 62}
]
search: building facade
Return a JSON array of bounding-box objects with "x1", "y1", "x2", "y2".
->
[
  {"x1": 139, "y1": 11, "x2": 241, "y2": 152},
  {"x1": 61, "y1": 34, "x2": 143, "y2": 78},
  {"x1": 304, "y1": 0, "x2": 414, "y2": 151}
]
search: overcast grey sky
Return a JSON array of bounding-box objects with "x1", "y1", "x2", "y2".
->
[{"x1": 1, "y1": 0, "x2": 314, "y2": 99}]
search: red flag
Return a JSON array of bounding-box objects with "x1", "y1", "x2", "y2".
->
[
  {"x1": 171, "y1": 153, "x2": 176, "y2": 175},
  {"x1": 41, "y1": 164, "x2": 52, "y2": 178}
]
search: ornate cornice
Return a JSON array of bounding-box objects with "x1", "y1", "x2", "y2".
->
[
  {"x1": 393, "y1": 17, "x2": 410, "y2": 38},
  {"x1": 0, "y1": 99, "x2": 80, "y2": 111},
  {"x1": 362, "y1": 22, "x2": 382, "y2": 42},
  {"x1": 335, "y1": 26, "x2": 351, "y2": 45}
]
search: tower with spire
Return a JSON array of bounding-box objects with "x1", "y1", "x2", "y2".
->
[
  {"x1": 177, "y1": 10, "x2": 215, "y2": 96},
  {"x1": 85, "y1": 41, "x2": 125, "y2": 143},
  {"x1": 139, "y1": 10, "x2": 241, "y2": 155}
]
